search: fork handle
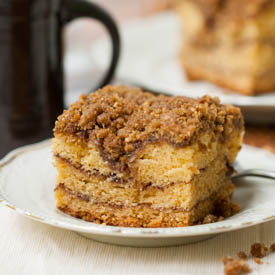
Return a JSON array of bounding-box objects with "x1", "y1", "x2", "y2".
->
[{"x1": 232, "y1": 169, "x2": 275, "y2": 180}]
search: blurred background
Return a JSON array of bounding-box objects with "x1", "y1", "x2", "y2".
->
[
  {"x1": 64, "y1": 0, "x2": 175, "y2": 99},
  {"x1": 65, "y1": 0, "x2": 174, "y2": 50}
]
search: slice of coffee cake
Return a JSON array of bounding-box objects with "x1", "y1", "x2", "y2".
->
[
  {"x1": 176, "y1": 0, "x2": 275, "y2": 95},
  {"x1": 53, "y1": 85, "x2": 244, "y2": 227}
]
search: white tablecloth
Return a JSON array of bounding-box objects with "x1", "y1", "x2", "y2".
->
[{"x1": 1, "y1": 204, "x2": 275, "y2": 275}]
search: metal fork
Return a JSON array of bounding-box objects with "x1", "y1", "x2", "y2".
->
[{"x1": 232, "y1": 162, "x2": 275, "y2": 181}]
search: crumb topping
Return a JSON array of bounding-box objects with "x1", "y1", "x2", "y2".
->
[{"x1": 54, "y1": 85, "x2": 243, "y2": 171}]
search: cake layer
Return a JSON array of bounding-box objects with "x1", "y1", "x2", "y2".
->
[
  {"x1": 54, "y1": 153, "x2": 232, "y2": 210},
  {"x1": 53, "y1": 128, "x2": 242, "y2": 189},
  {"x1": 55, "y1": 180, "x2": 234, "y2": 227},
  {"x1": 181, "y1": 40, "x2": 275, "y2": 77},
  {"x1": 180, "y1": 38, "x2": 275, "y2": 94},
  {"x1": 182, "y1": 56, "x2": 275, "y2": 95}
]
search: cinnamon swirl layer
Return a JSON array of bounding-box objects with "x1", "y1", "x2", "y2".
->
[
  {"x1": 55, "y1": 180, "x2": 234, "y2": 227},
  {"x1": 54, "y1": 153, "x2": 233, "y2": 211},
  {"x1": 52, "y1": 128, "x2": 243, "y2": 190},
  {"x1": 181, "y1": 44, "x2": 275, "y2": 95}
]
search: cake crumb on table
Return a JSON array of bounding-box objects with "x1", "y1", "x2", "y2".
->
[
  {"x1": 254, "y1": 257, "x2": 263, "y2": 265},
  {"x1": 237, "y1": 251, "x2": 247, "y2": 260},
  {"x1": 222, "y1": 242, "x2": 275, "y2": 274},
  {"x1": 222, "y1": 256, "x2": 251, "y2": 275},
  {"x1": 222, "y1": 256, "x2": 233, "y2": 265},
  {"x1": 250, "y1": 243, "x2": 267, "y2": 258},
  {"x1": 270, "y1": 243, "x2": 275, "y2": 252}
]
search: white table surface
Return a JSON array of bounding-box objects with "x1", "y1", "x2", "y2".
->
[{"x1": 1, "y1": 204, "x2": 275, "y2": 275}]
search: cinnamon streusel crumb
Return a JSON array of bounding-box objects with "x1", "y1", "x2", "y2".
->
[
  {"x1": 270, "y1": 243, "x2": 275, "y2": 252},
  {"x1": 222, "y1": 256, "x2": 233, "y2": 265},
  {"x1": 222, "y1": 256, "x2": 251, "y2": 275},
  {"x1": 254, "y1": 257, "x2": 263, "y2": 265},
  {"x1": 250, "y1": 243, "x2": 267, "y2": 258},
  {"x1": 237, "y1": 252, "x2": 247, "y2": 260}
]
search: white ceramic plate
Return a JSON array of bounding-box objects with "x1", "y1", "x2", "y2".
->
[
  {"x1": 1, "y1": 141, "x2": 275, "y2": 247},
  {"x1": 87, "y1": 12, "x2": 275, "y2": 123}
]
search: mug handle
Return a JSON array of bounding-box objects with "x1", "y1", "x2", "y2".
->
[{"x1": 62, "y1": 0, "x2": 120, "y2": 90}]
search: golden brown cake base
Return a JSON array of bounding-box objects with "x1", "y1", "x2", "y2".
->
[{"x1": 55, "y1": 181, "x2": 234, "y2": 228}]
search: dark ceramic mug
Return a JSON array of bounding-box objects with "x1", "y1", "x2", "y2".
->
[{"x1": 0, "y1": 0, "x2": 120, "y2": 158}]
